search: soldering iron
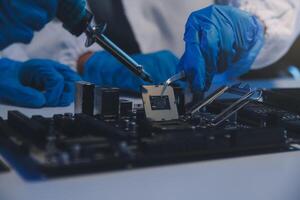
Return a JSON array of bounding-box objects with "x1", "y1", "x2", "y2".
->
[{"x1": 56, "y1": 0, "x2": 153, "y2": 83}]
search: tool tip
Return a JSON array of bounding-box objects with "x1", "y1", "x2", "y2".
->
[
  {"x1": 142, "y1": 74, "x2": 154, "y2": 83},
  {"x1": 146, "y1": 77, "x2": 154, "y2": 83}
]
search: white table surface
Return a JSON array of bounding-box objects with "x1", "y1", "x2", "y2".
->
[{"x1": 1, "y1": 79, "x2": 300, "y2": 200}]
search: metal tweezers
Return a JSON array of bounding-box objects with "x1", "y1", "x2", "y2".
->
[{"x1": 160, "y1": 71, "x2": 186, "y2": 96}]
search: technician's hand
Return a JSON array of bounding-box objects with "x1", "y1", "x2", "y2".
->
[
  {"x1": 0, "y1": 0, "x2": 58, "y2": 50},
  {"x1": 81, "y1": 50, "x2": 179, "y2": 92},
  {"x1": 0, "y1": 59, "x2": 81, "y2": 107},
  {"x1": 178, "y1": 5, "x2": 264, "y2": 92}
]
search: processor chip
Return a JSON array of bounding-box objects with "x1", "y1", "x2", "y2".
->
[
  {"x1": 150, "y1": 96, "x2": 171, "y2": 110},
  {"x1": 142, "y1": 85, "x2": 179, "y2": 121}
]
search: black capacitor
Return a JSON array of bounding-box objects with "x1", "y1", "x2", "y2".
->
[
  {"x1": 283, "y1": 120, "x2": 300, "y2": 134},
  {"x1": 238, "y1": 103, "x2": 283, "y2": 128},
  {"x1": 173, "y1": 87, "x2": 185, "y2": 116},
  {"x1": 7, "y1": 111, "x2": 47, "y2": 148},
  {"x1": 75, "y1": 81, "x2": 95, "y2": 116},
  {"x1": 94, "y1": 87, "x2": 120, "y2": 119},
  {"x1": 135, "y1": 109, "x2": 146, "y2": 123},
  {"x1": 120, "y1": 100, "x2": 133, "y2": 117}
]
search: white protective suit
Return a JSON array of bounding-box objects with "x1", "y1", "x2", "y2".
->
[{"x1": 1, "y1": 0, "x2": 300, "y2": 72}]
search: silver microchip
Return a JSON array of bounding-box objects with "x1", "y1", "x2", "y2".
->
[{"x1": 142, "y1": 85, "x2": 179, "y2": 121}]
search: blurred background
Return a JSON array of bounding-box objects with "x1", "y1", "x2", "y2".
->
[{"x1": 241, "y1": 37, "x2": 300, "y2": 80}]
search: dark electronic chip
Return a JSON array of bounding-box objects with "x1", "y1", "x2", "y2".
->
[{"x1": 150, "y1": 96, "x2": 171, "y2": 110}]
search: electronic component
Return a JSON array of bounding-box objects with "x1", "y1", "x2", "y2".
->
[
  {"x1": 94, "y1": 87, "x2": 120, "y2": 119},
  {"x1": 173, "y1": 87, "x2": 185, "y2": 116},
  {"x1": 75, "y1": 81, "x2": 95, "y2": 115},
  {"x1": 263, "y1": 88, "x2": 300, "y2": 113},
  {"x1": 142, "y1": 85, "x2": 179, "y2": 121},
  {"x1": 120, "y1": 100, "x2": 133, "y2": 117},
  {"x1": 150, "y1": 96, "x2": 171, "y2": 110}
]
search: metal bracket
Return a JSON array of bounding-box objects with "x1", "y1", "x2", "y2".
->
[{"x1": 186, "y1": 83, "x2": 263, "y2": 127}]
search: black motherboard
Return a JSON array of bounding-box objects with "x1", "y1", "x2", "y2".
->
[{"x1": 0, "y1": 84, "x2": 300, "y2": 178}]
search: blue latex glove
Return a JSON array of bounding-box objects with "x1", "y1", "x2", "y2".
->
[
  {"x1": 82, "y1": 50, "x2": 180, "y2": 92},
  {"x1": 0, "y1": 0, "x2": 59, "y2": 50},
  {"x1": 0, "y1": 59, "x2": 81, "y2": 107},
  {"x1": 178, "y1": 5, "x2": 264, "y2": 92},
  {"x1": 57, "y1": 0, "x2": 87, "y2": 35}
]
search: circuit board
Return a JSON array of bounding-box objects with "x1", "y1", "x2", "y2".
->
[{"x1": 0, "y1": 84, "x2": 300, "y2": 178}]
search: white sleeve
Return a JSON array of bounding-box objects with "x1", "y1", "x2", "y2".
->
[
  {"x1": 26, "y1": 20, "x2": 102, "y2": 70},
  {"x1": 0, "y1": 44, "x2": 30, "y2": 62},
  {"x1": 52, "y1": 28, "x2": 102, "y2": 70},
  {"x1": 122, "y1": 0, "x2": 213, "y2": 57},
  {"x1": 220, "y1": 0, "x2": 300, "y2": 69}
]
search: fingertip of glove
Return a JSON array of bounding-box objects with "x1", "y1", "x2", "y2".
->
[
  {"x1": 58, "y1": 91, "x2": 75, "y2": 107},
  {"x1": 46, "y1": 81, "x2": 75, "y2": 107},
  {"x1": 52, "y1": 99, "x2": 73, "y2": 107},
  {"x1": 22, "y1": 92, "x2": 46, "y2": 108},
  {"x1": 58, "y1": 100, "x2": 73, "y2": 107},
  {"x1": 14, "y1": 86, "x2": 46, "y2": 108},
  {"x1": 29, "y1": 96, "x2": 46, "y2": 108},
  {"x1": 45, "y1": 97, "x2": 73, "y2": 107}
]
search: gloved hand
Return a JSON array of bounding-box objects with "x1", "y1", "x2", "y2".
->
[
  {"x1": 82, "y1": 50, "x2": 180, "y2": 92},
  {"x1": 0, "y1": 58, "x2": 81, "y2": 107},
  {"x1": 57, "y1": 0, "x2": 87, "y2": 35},
  {"x1": 178, "y1": 5, "x2": 265, "y2": 92},
  {"x1": 0, "y1": 0, "x2": 58, "y2": 50}
]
